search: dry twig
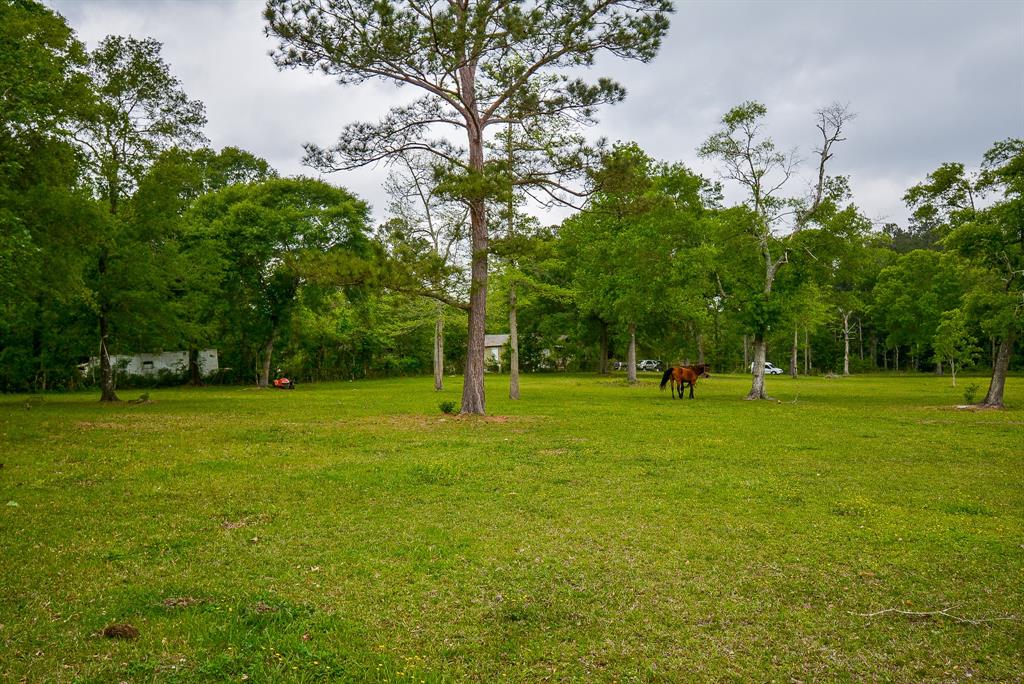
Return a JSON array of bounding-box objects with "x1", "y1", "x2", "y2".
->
[{"x1": 850, "y1": 606, "x2": 1018, "y2": 625}]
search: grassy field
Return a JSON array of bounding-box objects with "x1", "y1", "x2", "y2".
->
[{"x1": 1, "y1": 372, "x2": 1021, "y2": 682}]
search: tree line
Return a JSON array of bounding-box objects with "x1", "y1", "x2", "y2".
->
[{"x1": 2, "y1": 0, "x2": 1020, "y2": 410}]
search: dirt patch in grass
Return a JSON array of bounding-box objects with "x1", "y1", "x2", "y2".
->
[
  {"x1": 101, "y1": 623, "x2": 139, "y2": 639},
  {"x1": 74, "y1": 414, "x2": 207, "y2": 432},
  {"x1": 74, "y1": 420, "x2": 132, "y2": 431},
  {"x1": 219, "y1": 513, "x2": 271, "y2": 530},
  {"x1": 345, "y1": 414, "x2": 537, "y2": 431},
  {"x1": 162, "y1": 596, "x2": 204, "y2": 608}
]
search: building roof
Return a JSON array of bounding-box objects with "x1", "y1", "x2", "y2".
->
[{"x1": 484, "y1": 334, "x2": 510, "y2": 347}]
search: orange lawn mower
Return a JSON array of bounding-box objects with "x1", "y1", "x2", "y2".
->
[{"x1": 272, "y1": 368, "x2": 295, "y2": 390}]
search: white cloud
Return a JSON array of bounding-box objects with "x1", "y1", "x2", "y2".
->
[{"x1": 48, "y1": 0, "x2": 1024, "y2": 227}]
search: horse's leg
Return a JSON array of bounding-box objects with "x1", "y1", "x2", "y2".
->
[{"x1": 689, "y1": 382, "x2": 695, "y2": 399}]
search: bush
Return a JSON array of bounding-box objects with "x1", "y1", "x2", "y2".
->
[
  {"x1": 438, "y1": 400, "x2": 457, "y2": 414},
  {"x1": 963, "y1": 383, "x2": 980, "y2": 404}
]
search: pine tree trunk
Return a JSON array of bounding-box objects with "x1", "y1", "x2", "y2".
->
[
  {"x1": 697, "y1": 333, "x2": 705, "y2": 365},
  {"x1": 433, "y1": 306, "x2": 444, "y2": 391},
  {"x1": 627, "y1": 323, "x2": 637, "y2": 385},
  {"x1": 598, "y1": 320, "x2": 609, "y2": 374},
  {"x1": 950, "y1": 358, "x2": 956, "y2": 387},
  {"x1": 789, "y1": 326, "x2": 798, "y2": 377},
  {"x1": 508, "y1": 284, "x2": 519, "y2": 400},
  {"x1": 746, "y1": 334, "x2": 769, "y2": 400},
  {"x1": 459, "y1": 63, "x2": 487, "y2": 415},
  {"x1": 895, "y1": 346, "x2": 899, "y2": 371},
  {"x1": 981, "y1": 331, "x2": 1014, "y2": 408}
]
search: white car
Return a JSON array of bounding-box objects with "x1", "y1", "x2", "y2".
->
[{"x1": 751, "y1": 361, "x2": 784, "y2": 375}]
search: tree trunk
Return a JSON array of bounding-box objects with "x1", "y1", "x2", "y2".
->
[
  {"x1": 598, "y1": 319, "x2": 609, "y2": 374},
  {"x1": 842, "y1": 312, "x2": 851, "y2": 376},
  {"x1": 697, "y1": 333, "x2": 705, "y2": 365},
  {"x1": 433, "y1": 304, "x2": 444, "y2": 391},
  {"x1": 981, "y1": 331, "x2": 1014, "y2": 408},
  {"x1": 895, "y1": 346, "x2": 899, "y2": 371},
  {"x1": 858, "y1": 319, "x2": 864, "y2": 360},
  {"x1": 804, "y1": 327, "x2": 810, "y2": 374},
  {"x1": 259, "y1": 332, "x2": 275, "y2": 388},
  {"x1": 935, "y1": 360, "x2": 943, "y2": 375},
  {"x1": 950, "y1": 358, "x2": 957, "y2": 387},
  {"x1": 459, "y1": 62, "x2": 487, "y2": 415},
  {"x1": 789, "y1": 326, "x2": 798, "y2": 377},
  {"x1": 508, "y1": 284, "x2": 519, "y2": 400},
  {"x1": 98, "y1": 310, "x2": 119, "y2": 402},
  {"x1": 746, "y1": 334, "x2": 768, "y2": 400},
  {"x1": 187, "y1": 347, "x2": 203, "y2": 386},
  {"x1": 627, "y1": 322, "x2": 637, "y2": 385},
  {"x1": 743, "y1": 334, "x2": 749, "y2": 370},
  {"x1": 871, "y1": 335, "x2": 878, "y2": 369},
  {"x1": 97, "y1": 243, "x2": 119, "y2": 402}
]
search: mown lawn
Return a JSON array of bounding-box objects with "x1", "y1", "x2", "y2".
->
[{"x1": 1, "y1": 373, "x2": 1021, "y2": 682}]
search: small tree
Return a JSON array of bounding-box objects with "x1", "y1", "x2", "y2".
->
[{"x1": 932, "y1": 309, "x2": 979, "y2": 387}]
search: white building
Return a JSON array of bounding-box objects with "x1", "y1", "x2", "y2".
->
[
  {"x1": 484, "y1": 334, "x2": 510, "y2": 371},
  {"x1": 86, "y1": 349, "x2": 219, "y2": 377}
]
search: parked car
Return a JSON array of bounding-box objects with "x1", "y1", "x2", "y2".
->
[
  {"x1": 751, "y1": 361, "x2": 785, "y2": 375},
  {"x1": 638, "y1": 359, "x2": 663, "y2": 372}
]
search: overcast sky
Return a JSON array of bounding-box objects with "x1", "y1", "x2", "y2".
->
[{"x1": 49, "y1": 0, "x2": 1024, "y2": 228}]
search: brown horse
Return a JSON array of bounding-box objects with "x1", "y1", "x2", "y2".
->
[{"x1": 659, "y1": 364, "x2": 710, "y2": 399}]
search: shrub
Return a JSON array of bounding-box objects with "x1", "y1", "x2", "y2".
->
[
  {"x1": 438, "y1": 400, "x2": 457, "y2": 414},
  {"x1": 963, "y1": 383, "x2": 980, "y2": 404}
]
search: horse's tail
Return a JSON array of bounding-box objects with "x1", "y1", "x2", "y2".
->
[{"x1": 659, "y1": 367, "x2": 673, "y2": 390}]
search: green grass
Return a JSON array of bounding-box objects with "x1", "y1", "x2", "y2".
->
[{"x1": 1, "y1": 373, "x2": 1021, "y2": 682}]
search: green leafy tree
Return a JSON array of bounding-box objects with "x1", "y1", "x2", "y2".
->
[
  {"x1": 72, "y1": 35, "x2": 207, "y2": 401},
  {"x1": 264, "y1": 0, "x2": 673, "y2": 414},
  {"x1": 132, "y1": 146, "x2": 277, "y2": 383},
  {"x1": 186, "y1": 177, "x2": 373, "y2": 387},
  {"x1": 870, "y1": 250, "x2": 966, "y2": 371},
  {"x1": 0, "y1": 0, "x2": 98, "y2": 390},
  {"x1": 932, "y1": 309, "x2": 979, "y2": 387},
  {"x1": 941, "y1": 138, "x2": 1023, "y2": 407},
  {"x1": 699, "y1": 101, "x2": 855, "y2": 398},
  {"x1": 561, "y1": 143, "x2": 710, "y2": 384}
]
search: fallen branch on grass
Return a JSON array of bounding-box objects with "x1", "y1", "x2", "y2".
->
[{"x1": 850, "y1": 607, "x2": 1019, "y2": 625}]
